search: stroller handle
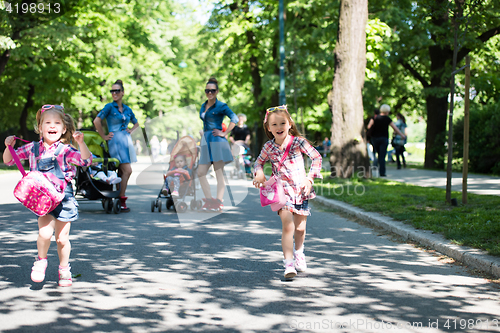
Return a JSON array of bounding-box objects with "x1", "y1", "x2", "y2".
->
[{"x1": 92, "y1": 157, "x2": 121, "y2": 166}]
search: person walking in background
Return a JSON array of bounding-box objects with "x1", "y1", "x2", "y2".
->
[
  {"x1": 322, "y1": 137, "x2": 331, "y2": 158},
  {"x1": 393, "y1": 112, "x2": 408, "y2": 169},
  {"x1": 365, "y1": 108, "x2": 379, "y2": 162},
  {"x1": 93, "y1": 80, "x2": 140, "y2": 212},
  {"x1": 253, "y1": 105, "x2": 322, "y2": 279},
  {"x1": 367, "y1": 104, "x2": 406, "y2": 177},
  {"x1": 3, "y1": 105, "x2": 92, "y2": 287},
  {"x1": 229, "y1": 113, "x2": 252, "y2": 177},
  {"x1": 229, "y1": 113, "x2": 251, "y2": 146},
  {"x1": 197, "y1": 77, "x2": 239, "y2": 212}
]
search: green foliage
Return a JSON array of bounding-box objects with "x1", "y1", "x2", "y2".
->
[{"x1": 0, "y1": 0, "x2": 206, "y2": 139}]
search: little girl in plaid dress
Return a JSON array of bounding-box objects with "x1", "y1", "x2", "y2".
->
[{"x1": 253, "y1": 105, "x2": 322, "y2": 279}]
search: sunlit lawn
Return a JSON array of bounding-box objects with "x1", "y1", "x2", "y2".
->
[{"x1": 315, "y1": 173, "x2": 500, "y2": 256}]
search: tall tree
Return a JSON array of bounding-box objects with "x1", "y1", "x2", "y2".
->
[
  {"x1": 328, "y1": 0, "x2": 370, "y2": 178},
  {"x1": 374, "y1": 0, "x2": 500, "y2": 169}
]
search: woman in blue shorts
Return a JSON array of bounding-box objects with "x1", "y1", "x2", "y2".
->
[
  {"x1": 198, "y1": 77, "x2": 239, "y2": 212},
  {"x1": 93, "y1": 80, "x2": 140, "y2": 212}
]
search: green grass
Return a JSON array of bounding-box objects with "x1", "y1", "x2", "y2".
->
[{"x1": 315, "y1": 173, "x2": 500, "y2": 256}]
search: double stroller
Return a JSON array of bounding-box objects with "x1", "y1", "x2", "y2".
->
[
  {"x1": 151, "y1": 136, "x2": 202, "y2": 213},
  {"x1": 74, "y1": 131, "x2": 123, "y2": 213}
]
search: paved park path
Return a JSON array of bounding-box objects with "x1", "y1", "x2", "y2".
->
[{"x1": 0, "y1": 157, "x2": 499, "y2": 332}]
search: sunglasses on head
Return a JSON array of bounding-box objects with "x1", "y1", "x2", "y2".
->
[
  {"x1": 205, "y1": 89, "x2": 217, "y2": 94},
  {"x1": 110, "y1": 89, "x2": 122, "y2": 94},
  {"x1": 264, "y1": 105, "x2": 288, "y2": 123},
  {"x1": 41, "y1": 105, "x2": 64, "y2": 113}
]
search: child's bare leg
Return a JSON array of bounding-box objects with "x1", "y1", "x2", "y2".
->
[
  {"x1": 213, "y1": 161, "x2": 226, "y2": 201},
  {"x1": 55, "y1": 220, "x2": 71, "y2": 267},
  {"x1": 293, "y1": 215, "x2": 307, "y2": 251},
  {"x1": 37, "y1": 215, "x2": 56, "y2": 258},
  {"x1": 279, "y1": 209, "x2": 295, "y2": 260},
  {"x1": 197, "y1": 163, "x2": 213, "y2": 198}
]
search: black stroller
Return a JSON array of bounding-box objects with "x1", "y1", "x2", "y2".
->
[
  {"x1": 74, "y1": 131, "x2": 122, "y2": 214},
  {"x1": 151, "y1": 136, "x2": 202, "y2": 213}
]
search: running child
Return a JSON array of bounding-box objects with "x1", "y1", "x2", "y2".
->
[
  {"x1": 3, "y1": 105, "x2": 92, "y2": 287},
  {"x1": 253, "y1": 105, "x2": 322, "y2": 279}
]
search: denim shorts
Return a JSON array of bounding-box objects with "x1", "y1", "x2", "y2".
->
[
  {"x1": 48, "y1": 185, "x2": 78, "y2": 222},
  {"x1": 293, "y1": 200, "x2": 309, "y2": 211}
]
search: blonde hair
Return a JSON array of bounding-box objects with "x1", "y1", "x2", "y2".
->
[
  {"x1": 263, "y1": 108, "x2": 305, "y2": 141},
  {"x1": 34, "y1": 107, "x2": 76, "y2": 146}
]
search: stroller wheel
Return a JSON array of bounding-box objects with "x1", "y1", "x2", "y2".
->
[
  {"x1": 101, "y1": 199, "x2": 106, "y2": 210},
  {"x1": 190, "y1": 199, "x2": 197, "y2": 211},
  {"x1": 104, "y1": 198, "x2": 113, "y2": 214},
  {"x1": 166, "y1": 198, "x2": 174, "y2": 210},
  {"x1": 113, "y1": 198, "x2": 121, "y2": 214},
  {"x1": 176, "y1": 201, "x2": 188, "y2": 213},
  {"x1": 151, "y1": 200, "x2": 156, "y2": 212},
  {"x1": 157, "y1": 199, "x2": 162, "y2": 212},
  {"x1": 197, "y1": 200, "x2": 203, "y2": 210}
]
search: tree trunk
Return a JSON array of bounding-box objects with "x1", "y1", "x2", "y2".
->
[{"x1": 328, "y1": 0, "x2": 370, "y2": 178}]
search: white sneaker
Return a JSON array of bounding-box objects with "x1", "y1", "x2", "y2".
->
[
  {"x1": 284, "y1": 260, "x2": 297, "y2": 279},
  {"x1": 294, "y1": 250, "x2": 307, "y2": 272}
]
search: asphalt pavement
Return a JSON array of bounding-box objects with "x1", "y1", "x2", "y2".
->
[{"x1": 0, "y1": 157, "x2": 499, "y2": 332}]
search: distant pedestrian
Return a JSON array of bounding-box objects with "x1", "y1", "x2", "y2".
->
[
  {"x1": 322, "y1": 137, "x2": 331, "y2": 158},
  {"x1": 367, "y1": 104, "x2": 406, "y2": 177},
  {"x1": 253, "y1": 105, "x2": 322, "y2": 279},
  {"x1": 3, "y1": 104, "x2": 92, "y2": 287},
  {"x1": 365, "y1": 108, "x2": 379, "y2": 161},
  {"x1": 392, "y1": 112, "x2": 408, "y2": 169}
]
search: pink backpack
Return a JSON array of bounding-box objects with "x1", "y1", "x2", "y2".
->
[
  {"x1": 259, "y1": 136, "x2": 293, "y2": 212},
  {"x1": 8, "y1": 140, "x2": 66, "y2": 216}
]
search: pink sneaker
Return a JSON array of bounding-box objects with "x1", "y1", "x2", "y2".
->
[
  {"x1": 58, "y1": 264, "x2": 72, "y2": 287},
  {"x1": 284, "y1": 260, "x2": 297, "y2": 279},
  {"x1": 294, "y1": 250, "x2": 307, "y2": 272},
  {"x1": 171, "y1": 190, "x2": 179, "y2": 198},
  {"x1": 31, "y1": 257, "x2": 48, "y2": 283}
]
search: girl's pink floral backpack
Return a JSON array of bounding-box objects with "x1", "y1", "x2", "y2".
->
[{"x1": 8, "y1": 139, "x2": 65, "y2": 216}]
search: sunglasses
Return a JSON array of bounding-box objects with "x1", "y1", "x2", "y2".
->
[
  {"x1": 110, "y1": 89, "x2": 122, "y2": 94},
  {"x1": 266, "y1": 105, "x2": 287, "y2": 113},
  {"x1": 264, "y1": 105, "x2": 288, "y2": 123},
  {"x1": 41, "y1": 105, "x2": 64, "y2": 113},
  {"x1": 205, "y1": 89, "x2": 217, "y2": 94}
]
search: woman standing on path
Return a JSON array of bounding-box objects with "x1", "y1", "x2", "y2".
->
[
  {"x1": 93, "y1": 80, "x2": 140, "y2": 212},
  {"x1": 197, "y1": 77, "x2": 239, "y2": 212},
  {"x1": 367, "y1": 104, "x2": 405, "y2": 177}
]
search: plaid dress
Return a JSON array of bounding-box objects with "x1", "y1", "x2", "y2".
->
[{"x1": 254, "y1": 136, "x2": 323, "y2": 215}]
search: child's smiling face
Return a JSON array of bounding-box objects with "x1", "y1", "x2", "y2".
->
[
  {"x1": 267, "y1": 113, "x2": 291, "y2": 142},
  {"x1": 39, "y1": 111, "x2": 65, "y2": 145}
]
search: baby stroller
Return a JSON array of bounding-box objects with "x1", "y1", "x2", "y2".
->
[
  {"x1": 230, "y1": 141, "x2": 253, "y2": 179},
  {"x1": 74, "y1": 131, "x2": 122, "y2": 214},
  {"x1": 151, "y1": 136, "x2": 201, "y2": 213}
]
